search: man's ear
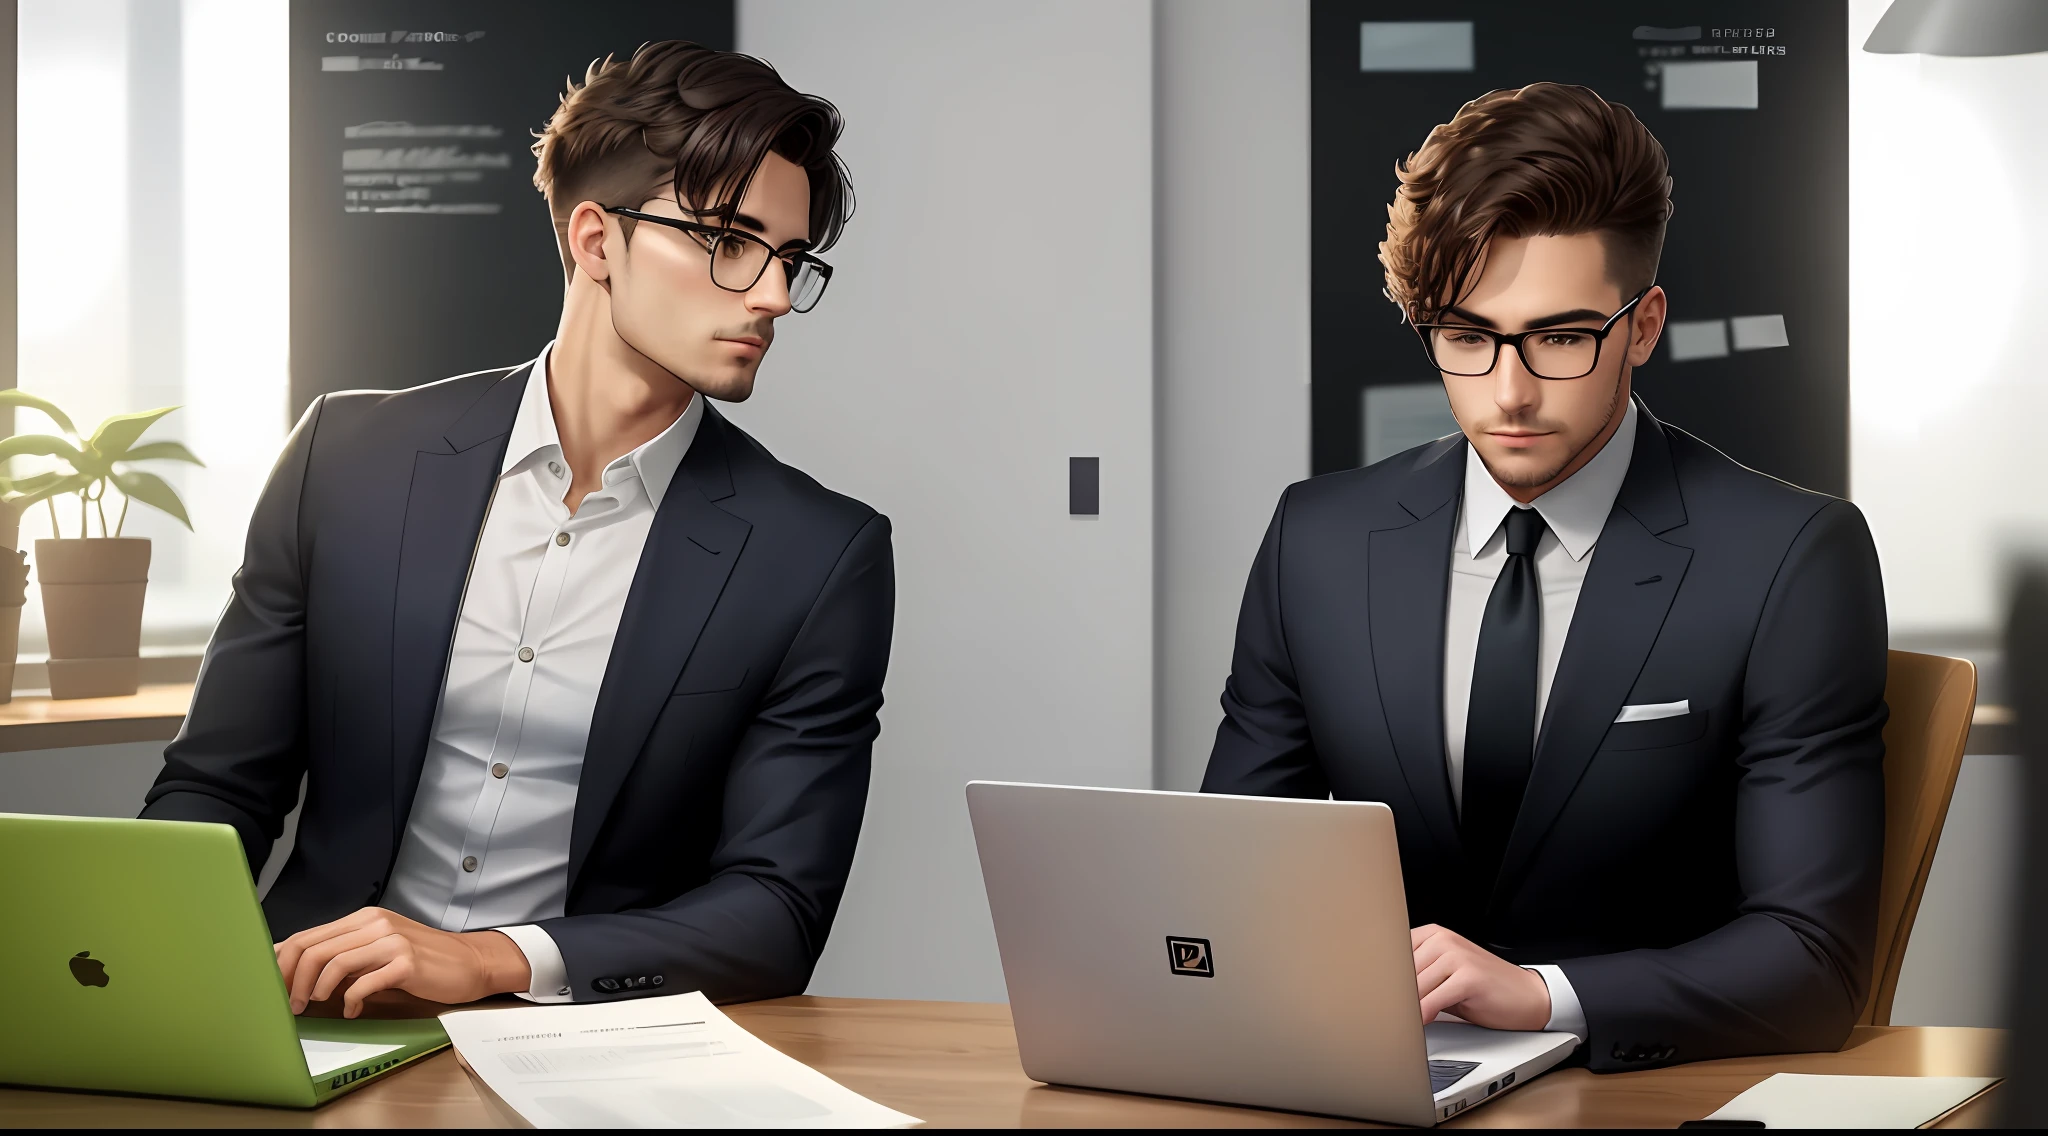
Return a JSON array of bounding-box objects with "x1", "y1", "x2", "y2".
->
[
  {"x1": 566, "y1": 200, "x2": 614, "y2": 284},
  {"x1": 1626, "y1": 285, "x2": 1667, "y2": 368}
]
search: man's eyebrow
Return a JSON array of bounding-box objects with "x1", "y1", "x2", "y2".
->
[{"x1": 1441, "y1": 306, "x2": 1609, "y2": 330}]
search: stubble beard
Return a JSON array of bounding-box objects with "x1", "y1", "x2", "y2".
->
[{"x1": 1478, "y1": 375, "x2": 1625, "y2": 490}]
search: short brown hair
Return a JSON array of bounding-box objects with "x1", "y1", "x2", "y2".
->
[
  {"x1": 532, "y1": 41, "x2": 854, "y2": 279},
  {"x1": 1379, "y1": 83, "x2": 1672, "y2": 322}
]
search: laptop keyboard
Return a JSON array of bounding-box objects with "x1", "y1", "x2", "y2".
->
[{"x1": 1429, "y1": 1058, "x2": 1481, "y2": 1094}]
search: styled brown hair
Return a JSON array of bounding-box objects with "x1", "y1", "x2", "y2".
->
[
  {"x1": 1379, "y1": 83, "x2": 1672, "y2": 322},
  {"x1": 532, "y1": 40, "x2": 854, "y2": 279}
]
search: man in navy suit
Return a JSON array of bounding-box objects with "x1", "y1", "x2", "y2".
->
[
  {"x1": 1202, "y1": 84, "x2": 1887, "y2": 1070},
  {"x1": 143, "y1": 42, "x2": 892, "y2": 1016}
]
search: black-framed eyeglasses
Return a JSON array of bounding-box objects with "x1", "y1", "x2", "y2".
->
[
  {"x1": 603, "y1": 206, "x2": 834, "y2": 313},
  {"x1": 1411, "y1": 286, "x2": 1649, "y2": 380}
]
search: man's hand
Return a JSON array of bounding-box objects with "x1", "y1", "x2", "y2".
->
[
  {"x1": 1411, "y1": 924, "x2": 1552, "y2": 1031},
  {"x1": 274, "y1": 907, "x2": 533, "y2": 1018}
]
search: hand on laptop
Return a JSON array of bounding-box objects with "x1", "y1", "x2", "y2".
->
[
  {"x1": 1411, "y1": 924, "x2": 1552, "y2": 1031},
  {"x1": 274, "y1": 907, "x2": 534, "y2": 1018}
]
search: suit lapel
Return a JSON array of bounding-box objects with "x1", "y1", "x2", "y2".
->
[
  {"x1": 1492, "y1": 406, "x2": 1693, "y2": 903},
  {"x1": 389, "y1": 366, "x2": 530, "y2": 855},
  {"x1": 1367, "y1": 437, "x2": 1465, "y2": 859},
  {"x1": 569, "y1": 407, "x2": 752, "y2": 890}
]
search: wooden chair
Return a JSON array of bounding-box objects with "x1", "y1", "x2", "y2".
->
[{"x1": 1858, "y1": 649, "x2": 1978, "y2": 1026}]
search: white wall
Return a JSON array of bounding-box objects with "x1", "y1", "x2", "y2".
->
[
  {"x1": 734, "y1": 0, "x2": 1156, "y2": 1003},
  {"x1": 1154, "y1": 0, "x2": 1311, "y2": 791}
]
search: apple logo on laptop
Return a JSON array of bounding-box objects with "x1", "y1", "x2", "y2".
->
[{"x1": 69, "y1": 951, "x2": 109, "y2": 987}]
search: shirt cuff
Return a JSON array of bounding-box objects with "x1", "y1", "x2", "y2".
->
[
  {"x1": 1525, "y1": 964, "x2": 1587, "y2": 1041},
  {"x1": 494, "y1": 923, "x2": 573, "y2": 1003}
]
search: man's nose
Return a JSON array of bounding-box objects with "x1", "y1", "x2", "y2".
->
[
  {"x1": 1492, "y1": 342, "x2": 1543, "y2": 415},
  {"x1": 746, "y1": 262, "x2": 793, "y2": 317}
]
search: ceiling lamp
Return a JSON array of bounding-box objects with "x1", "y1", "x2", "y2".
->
[{"x1": 1864, "y1": 0, "x2": 2048, "y2": 56}]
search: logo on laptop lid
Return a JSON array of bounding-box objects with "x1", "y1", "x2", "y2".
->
[
  {"x1": 69, "y1": 950, "x2": 109, "y2": 987},
  {"x1": 1166, "y1": 936, "x2": 1213, "y2": 977}
]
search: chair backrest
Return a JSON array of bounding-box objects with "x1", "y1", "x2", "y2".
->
[{"x1": 1859, "y1": 649, "x2": 1978, "y2": 1026}]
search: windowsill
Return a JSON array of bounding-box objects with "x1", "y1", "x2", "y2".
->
[
  {"x1": 0, "y1": 682, "x2": 193, "y2": 753},
  {"x1": 7, "y1": 649, "x2": 202, "y2": 698}
]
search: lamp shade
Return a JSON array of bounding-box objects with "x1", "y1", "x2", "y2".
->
[{"x1": 1864, "y1": 0, "x2": 2048, "y2": 56}]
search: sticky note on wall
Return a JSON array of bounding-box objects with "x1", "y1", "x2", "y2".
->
[
  {"x1": 1662, "y1": 60, "x2": 1758, "y2": 110},
  {"x1": 1666, "y1": 319, "x2": 1730, "y2": 362},
  {"x1": 1360, "y1": 22, "x2": 1474, "y2": 72},
  {"x1": 1729, "y1": 314, "x2": 1789, "y2": 351}
]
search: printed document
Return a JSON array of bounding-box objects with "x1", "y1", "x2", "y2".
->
[
  {"x1": 440, "y1": 991, "x2": 922, "y2": 1128},
  {"x1": 1703, "y1": 1074, "x2": 1998, "y2": 1128}
]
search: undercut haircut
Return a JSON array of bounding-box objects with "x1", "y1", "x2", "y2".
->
[
  {"x1": 532, "y1": 40, "x2": 855, "y2": 280},
  {"x1": 1379, "y1": 83, "x2": 1673, "y2": 322}
]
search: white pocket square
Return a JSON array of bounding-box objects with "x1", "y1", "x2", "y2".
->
[{"x1": 1615, "y1": 700, "x2": 1690, "y2": 723}]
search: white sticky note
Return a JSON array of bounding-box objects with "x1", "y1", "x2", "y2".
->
[
  {"x1": 1665, "y1": 319, "x2": 1730, "y2": 362},
  {"x1": 1730, "y1": 314, "x2": 1789, "y2": 351},
  {"x1": 1704, "y1": 1074, "x2": 1996, "y2": 1129},
  {"x1": 1360, "y1": 21, "x2": 1474, "y2": 72},
  {"x1": 1362, "y1": 382, "x2": 1460, "y2": 466},
  {"x1": 1662, "y1": 60, "x2": 1759, "y2": 110}
]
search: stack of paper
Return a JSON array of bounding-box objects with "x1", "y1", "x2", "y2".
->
[
  {"x1": 441, "y1": 992, "x2": 921, "y2": 1129},
  {"x1": 1702, "y1": 1074, "x2": 1999, "y2": 1129}
]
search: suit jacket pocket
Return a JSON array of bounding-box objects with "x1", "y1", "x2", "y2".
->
[
  {"x1": 672, "y1": 662, "x2": 750, "y2": 697},
  {"x1": 1602, "y1": 708, "x2": 1707, "y2": 751}
]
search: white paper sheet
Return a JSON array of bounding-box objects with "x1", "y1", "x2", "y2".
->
[
  {"x1": 300, "y1": 1038, "x2": 406, "y2": 1077},
  {"x1": 440, "y1": 991, "x2": 922, "y2": 1129},
  {"x1": 1704, "y1": 1074, "x2": 1998, "y2": 1129}
]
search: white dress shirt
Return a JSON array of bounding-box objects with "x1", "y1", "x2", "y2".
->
[
  {"x1": 382, "y1": 343, "x2": 702, "y2": 1001},
  {"x1": 1439, "y1": 399, "x2": 1638, "y2": 1042}
]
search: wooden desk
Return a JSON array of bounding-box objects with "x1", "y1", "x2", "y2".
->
[
  {"x1": 0, "y1": 997, "x2": 2007, "y2": 1128},
  {"x1": 0, "y1": 682, "x2": 191, "y2": 753}
]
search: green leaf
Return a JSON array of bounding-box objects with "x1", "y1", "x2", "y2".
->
[
  {"x1": 112, "y1": 470, "x2": 192, "y2": 530},
  {"x1": 119, "y1": 440, "x2": 205, "y2": 467},
  {"x1": 0, "y1": 390, "x2": 78, "y2": 436},
  {"x1": 87, "y1": 406, "x2": 179, "y2": 461},
  {"x1": 0, "y1": 433, "x2": 86, "y2": 465},
  {"x1": 5, "y1": 470, "x2": 69, "y2": 494},
  {"x1": 6, "y1": 472, "x2": 90, "y2": 510}
]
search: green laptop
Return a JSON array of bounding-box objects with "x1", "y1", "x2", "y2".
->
[{"x1": 0, "y1": 812, "x2": 450, "y2": 1108}]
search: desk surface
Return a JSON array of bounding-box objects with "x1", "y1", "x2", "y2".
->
[{"x1": 0, "y1": 997, "x2": 2006, "y2": 1128}]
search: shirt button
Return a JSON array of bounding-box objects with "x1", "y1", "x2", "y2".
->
[
  {"x1": 491, "y1": 762, "x2": 509, "y2": 779},
  {"x1": 555, "y1": 532, "x2": 570, "y2": 546},
  {"x1": 548, "y1": 461, "x2": 563, "y2": 478},
  {"x1": 517, "y1": 646, "x2": 535, "y2": 662},
  {"x1": 461, "y1": 856, "x2": 478, "y2": 872}
]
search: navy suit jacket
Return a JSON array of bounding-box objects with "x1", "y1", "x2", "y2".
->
[
  {"x1": 1202, "y1": 400, "x2": 1887, "y2": 1072},
  {"x1": 142, "y1": 364, "x2": 894, "y2": 1004}
]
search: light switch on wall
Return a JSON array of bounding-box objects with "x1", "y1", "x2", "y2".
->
[{"x1": 1069, "y1": 457, "x2": 1100, "y2": 516}]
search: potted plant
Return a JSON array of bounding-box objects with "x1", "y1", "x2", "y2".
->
[{"x1": 0, "y1": 391, "x2": 202, "y2": 699}]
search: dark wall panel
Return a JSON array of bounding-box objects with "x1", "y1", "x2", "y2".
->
[
  {"x1": 1311, "y1": 3, "x2": 1848, "y2": 496},
  {"x1": 289, "y1": 1, "x2": 734, "y2": 418}
]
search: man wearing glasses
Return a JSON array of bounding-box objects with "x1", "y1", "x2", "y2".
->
[
  {"x1": 1203, "y1": 84, "x2": 1886, "y2": 1070},
  {"x1": 142, "y1": 41, "x2": 893, "y2": 1016}
]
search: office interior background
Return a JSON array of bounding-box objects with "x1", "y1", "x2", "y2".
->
[{"x1": 0, "y1": 0, "x2": 2040, "y2": 1024}]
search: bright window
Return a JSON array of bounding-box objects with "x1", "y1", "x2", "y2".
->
[
  {"x1": 1848, "y1": 0, "x2": 2048, "y2": 645},
  {"x1": 15, "y1": 0, "x2": 288, "y2": 657}
]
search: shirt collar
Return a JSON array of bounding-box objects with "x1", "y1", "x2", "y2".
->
[
  {"x1": 502, "y1": 341, "x2": 704, "y2": 510},
  {"x1": 1462, "y1": 398, "x2": 1638, "y2": 562}
]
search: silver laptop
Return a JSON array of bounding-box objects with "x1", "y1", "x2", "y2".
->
[{"x1": 966, "y1": 782, "x2": 1578, "y2": 1126}]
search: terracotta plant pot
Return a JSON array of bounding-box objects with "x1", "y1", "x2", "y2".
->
[
  {"x1": 0, "y1": 549, "x2": 25, "y2": 704},
  {"x1": 36, "y1": 537, "x2": 150, "y2": 699}
]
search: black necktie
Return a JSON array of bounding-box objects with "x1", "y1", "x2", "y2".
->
[{"x1": 1462, "y1": 506, "x2": 1548, "y2": 900}]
